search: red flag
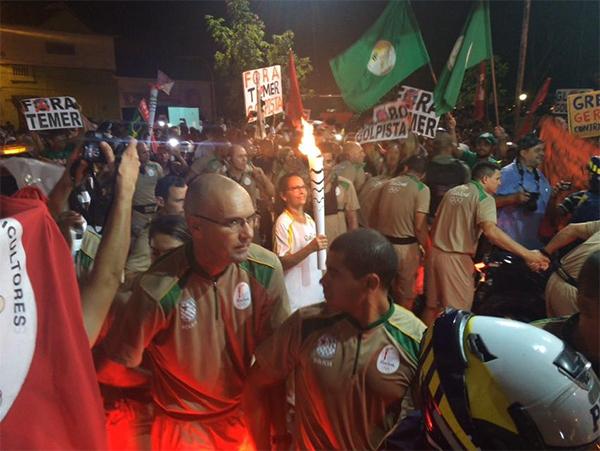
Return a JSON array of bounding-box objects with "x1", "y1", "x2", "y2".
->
[
  {"x1": 473, "y1": 61, "x2": 486, "y2": 121},
  {"x1": 138, "y1": 98, "x2": 150, "y2": 123},
  {"x1": 517, "y1": 77, "x2": 552, "y2": 139},
  {"x1": 0, "y1": 190, "x2": 107, "y2": 449},
  {"x1": 287, "y1": 49, "x2": 305, "y2": 130}
]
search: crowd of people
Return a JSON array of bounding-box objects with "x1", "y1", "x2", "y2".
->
[{"x1": 1, "y1": 108, "x2": 599, "y2": 450}]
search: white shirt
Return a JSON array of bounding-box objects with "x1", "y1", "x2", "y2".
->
[{"x1": 273, "y1": 210, "x2": 324, "y2": 312}]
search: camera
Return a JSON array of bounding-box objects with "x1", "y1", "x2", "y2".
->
[
  {"x1": 523, "y1": 191, "x2": 540, "y2": 212},
  {"x1": 82, "y1": 130, "x2": 128, "y2": 164}
]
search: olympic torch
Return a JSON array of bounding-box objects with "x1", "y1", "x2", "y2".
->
[
  {"x1": 147, "y1": 86, "x2": 159, "y2": 143},
  {"x1": 298, "y1": 118, "x2": 326, "y2": 269}
]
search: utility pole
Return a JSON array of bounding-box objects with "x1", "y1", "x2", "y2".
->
[{"x1": 514, "y1": 0, "x2": 531, "y2": 133}]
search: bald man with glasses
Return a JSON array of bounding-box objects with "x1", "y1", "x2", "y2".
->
[{"x1": 99, "y1": 173, "x2": 290, "y2": 450}]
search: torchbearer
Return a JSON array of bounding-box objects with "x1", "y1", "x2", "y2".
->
[{"x1": 298, "y1": 119, "x2": 326, "y2": 269}]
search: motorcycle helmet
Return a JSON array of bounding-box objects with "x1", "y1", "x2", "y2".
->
[
  {"x1": 418, "y1": 309, "x2": 600, "y2": 450},
  {"x1": 588, "y1": 156, "x2": 600, "y2": 176}
]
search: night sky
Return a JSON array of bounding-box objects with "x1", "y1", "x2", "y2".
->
[{"x1": 2, "y1": 1, "x2": 598, "y2": 97}]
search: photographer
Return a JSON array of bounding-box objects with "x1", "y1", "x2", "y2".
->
[
  {"x1": 495, "y1": 133, "x2": 570, "y2": 248},
  {"x1": 48, "y1": 138, "x2": 140, "y2": 345}
]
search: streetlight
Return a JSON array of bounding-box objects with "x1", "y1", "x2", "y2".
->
[{"x1": 519, "y1": 93, "x2": 528, "y2": 101}]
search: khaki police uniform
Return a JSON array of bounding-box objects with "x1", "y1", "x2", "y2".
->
[
  {"x1": 334, "y1": 160, "x2": 367, "y2": 193},
  {"x1": 255, "y1": 301, "x2": 426, "y2": 450},
  {"x1": 324, "y1": 175, "x2": 360, "y2": 244},
  {"x1": 376, "y1": 175, "x2": 430, "y2": 301},
  {"x1": 545, "y1": 221, "x2": 600, "y2": 317},
  {"x1": 189, "y1": 153, "x2": 225, "y2": 176},
  {"x1": 132, "y1": 161, "x2": 163, "y2": 239},
  {"x1": 103, "y1": 243, "x2": 290, "y2": 450},
  {"x1": 225, "y1": 169, "x2": 260, "y2": 207},
  {"x1": 126, "y1": 224, "x2": 151, "y2": 275},
  {"x1": 358, "y1": 175, "x2": 390, "y2": 227},
  {"x1": 426, "y1": 181, "x2": 496, "y2": 310}
]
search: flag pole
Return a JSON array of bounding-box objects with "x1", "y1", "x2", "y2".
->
[
  {"x1": 490, "y1": 55, "x2": 500, "y2": 126},
  {"x1": 514, "y1": 0, "x2": 531, "y2": 132},
  {"x1": 427, "y1": 61, "x2": 438, "y2": 85}
]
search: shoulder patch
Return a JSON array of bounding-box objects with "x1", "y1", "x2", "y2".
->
[
  {"x1": 240, "y1": 244, "x2": 278, "y2": 288},
  {"x1": 384, "y1": 315, "x2": 424, "y2": 367},
  {"x1": 159, "y1": 281, "x2": 182, "y2": 316}
]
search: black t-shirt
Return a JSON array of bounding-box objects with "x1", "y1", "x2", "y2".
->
[{"x1": 425, "y1": 157, "x2": 469, "y2": 217}]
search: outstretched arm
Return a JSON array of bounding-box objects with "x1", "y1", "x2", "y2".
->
[{"x1": 80, "y1": 140, "x2": 139, "y2": 346}]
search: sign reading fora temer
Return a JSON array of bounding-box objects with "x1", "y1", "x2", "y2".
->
[
  {"x1": 242, "y1": 65, "x2": 283, "y2": 122},
  {"x1": 20, "y1": 97, "x2": 83, "y2": 131}
]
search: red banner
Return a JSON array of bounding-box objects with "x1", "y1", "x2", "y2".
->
[
  {"x1": 517, "y1": 77, "x2": 552, "y2": 139},
  {"x1": 0, "y1": 190, "x2": 107, "y2": 449},
  {"x1": 286, "y1": 50, "x2": 305, "y2": 130},
  {"x1": 138, "y1": 98, "x2": 150, "y2": 123}
]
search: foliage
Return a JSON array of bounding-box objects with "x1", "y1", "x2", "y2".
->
[{"x1": 206, "y1": 0, "x2": 313, "y2": 120}]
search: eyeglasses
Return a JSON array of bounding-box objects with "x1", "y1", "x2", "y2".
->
[
  {"x1": 286, "y1": 185, "x2": 307, "y2": 192},
  {"x1": 192, "y1": 212, "x2": 260, "y2": 232}
]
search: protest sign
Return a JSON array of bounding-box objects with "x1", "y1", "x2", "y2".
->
[
  {"x1": 356, "y1": 116, "x2": 413, "y2": 143},
  {"x1": 20, "y1": 97, "x2": 83, "y2": 131},
  {"x1": 242, "y1": 65, "x2": 283, "y2": 122},
  {"x1": 359, "y1": 85, "x2": 439, "y2": 143},
  {"x1": 554, "y1": 88, "x2": 591, "y2": 115},
  {"x1": 567, "y1": 90, "x2": 600, "y2": 138}
]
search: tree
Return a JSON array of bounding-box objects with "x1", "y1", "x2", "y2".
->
[{"x1": 206, "y1": 0, "x2": 312, "y2": 121}]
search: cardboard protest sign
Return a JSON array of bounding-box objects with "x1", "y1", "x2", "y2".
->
[
  {"x1": 567, "y1": 90, "x2": 600, "y2": 138},
  {"x1": 356, "y1": 117, "x2": 413, "y2": 144},
  {"x1": 358, "y1": 85, "x2": 439, "y2": 143},
  {"x1": 242, "y1": 65, "x2": 283, "y2": 122},
  {"x1": 554, "y1": 89, "x2": 591, "y2": 115},
  {"x1": 20, "y1": 97, "x2": 83, "y2": 131}
]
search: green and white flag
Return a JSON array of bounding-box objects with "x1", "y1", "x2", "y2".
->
[
  {"x1": 434, "y1": 0, "x2": 493, "y2": 115},
  {"x1": 330, "y1": 1, "x2": 430, "y2": 113}
]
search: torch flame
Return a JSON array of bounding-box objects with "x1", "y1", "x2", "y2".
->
[{"x1": 298, "y1": 118, "x2": 321, "y2": 158}]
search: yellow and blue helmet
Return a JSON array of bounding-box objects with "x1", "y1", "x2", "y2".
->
[{"x1": 417, "y1": 309, "x2": 600, "y2": 450}]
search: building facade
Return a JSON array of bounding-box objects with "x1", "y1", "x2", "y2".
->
[{"x1": 0, "y1": 24, "x2": 120, "y2": 128}]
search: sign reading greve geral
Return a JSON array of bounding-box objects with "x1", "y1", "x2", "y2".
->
[
  {"x1": 21, "y1": 97, "x2": 83, "y2": 131},
  {"x1": 242, "y1": 65, "x2": 283, "y2": 122},
  {"x1": 357, "y1": 86, "x2": 440, "y2": 143},
  {"x1": 567, "y1": 90, "x2": 600, "y2": 138}
]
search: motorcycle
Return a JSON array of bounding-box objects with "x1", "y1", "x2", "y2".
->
[{"x1": 472, "y1": 252, "x2": 551, "y2": 323}]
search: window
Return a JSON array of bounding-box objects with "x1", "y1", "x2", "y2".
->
[
  {"x1": 11, "y1": 65, "x2": 35, "y2": 83},
  {"x1": 45, "y1": 41, "x2": 76, "y2": 55},
  {"x1": 12, "y1": 65, "x2": 31, "y2": 77}
]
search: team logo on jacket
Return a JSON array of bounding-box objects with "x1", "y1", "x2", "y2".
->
[
  {"x1": 179, "y1": 297, "x2": 198, "y2": 329},
  {"x1": 233, "y1": 282, "x2": 252, "y2": 310},
  {"x1": 376, "y1": 345, "x2": 401, "y2": 374},
  {"x1": 312, "y1": 334, "x2": 338, "y2": 368}
]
